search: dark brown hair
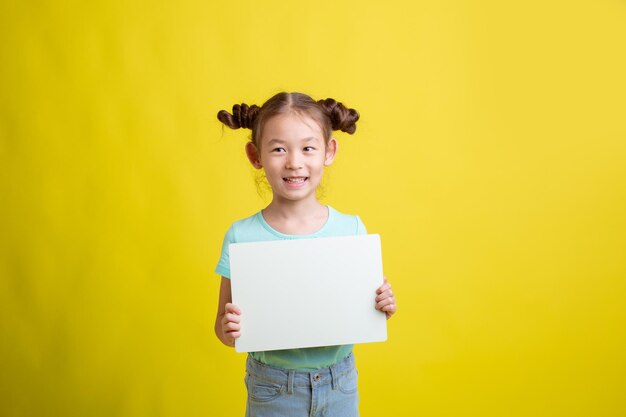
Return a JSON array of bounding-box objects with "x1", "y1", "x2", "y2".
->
[{"x1": 217, "y1": 92, "x2": 359, "y2": 148}]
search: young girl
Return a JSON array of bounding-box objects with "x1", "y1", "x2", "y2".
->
[{"x1": 214, "y1": 92, "x2": 397, "y2": 416}]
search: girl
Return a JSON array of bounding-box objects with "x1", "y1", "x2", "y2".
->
[{"x1": 214, "y1": 92, "x2": 397, "y2": 416}]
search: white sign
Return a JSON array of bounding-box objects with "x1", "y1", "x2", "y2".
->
[{"x1": 230, "y1": 234, "x2": 387, "y2": 352}]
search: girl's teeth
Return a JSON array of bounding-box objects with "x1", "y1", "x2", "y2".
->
[{"x1": 285, "y1": 178, "x2": 305, "y2": 183}]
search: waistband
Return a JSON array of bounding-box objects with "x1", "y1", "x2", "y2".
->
[{"x1": 245, "y1": 352, "x2": 356, "y2": 393}]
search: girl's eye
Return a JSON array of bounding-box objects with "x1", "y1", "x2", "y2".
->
[
  {"x1": 304, "y1": 146, "x2": 315, "y2": 152},
  {"x1": 272, "y1": 147, "x2": 286, "y2": 153}
]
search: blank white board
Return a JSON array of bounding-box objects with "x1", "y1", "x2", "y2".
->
[{"x1": 230, "y1": 234, "x2": 387, "y2": 353}]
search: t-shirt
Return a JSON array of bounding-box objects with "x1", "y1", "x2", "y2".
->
[{"x1": 215, "y1": 205, "x2": 367, "y2": 370}]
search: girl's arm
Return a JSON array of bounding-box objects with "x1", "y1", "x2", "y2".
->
[{"x1": 214, "y1": 276, "x2": 242, "y2": 347}]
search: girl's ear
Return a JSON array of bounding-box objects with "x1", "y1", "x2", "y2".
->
[
  {"x1": 245, "y1": 142, "x2": 263, "y2": 169},
  {"x1": 324, "y1": 137, "x2": 338, "y2": 166}
]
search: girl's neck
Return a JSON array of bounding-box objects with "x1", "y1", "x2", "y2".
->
[{"x1": 262, "y1": 198, "x2": 328, "y2": 235}]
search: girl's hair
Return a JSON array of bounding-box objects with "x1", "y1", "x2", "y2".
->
[{"x1": 217, "y1": 92, "x2": 359, "y2": 148}]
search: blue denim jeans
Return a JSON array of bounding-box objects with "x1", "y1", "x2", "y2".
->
[{"x1": 244, "y1": 352, "x2": 360, "y2": 417}]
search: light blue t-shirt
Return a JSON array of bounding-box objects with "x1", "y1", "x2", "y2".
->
[{"x1": 215, "y1": 206, "x2": 367, "y2": 370}]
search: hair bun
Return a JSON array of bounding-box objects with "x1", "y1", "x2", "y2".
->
[
  {"x1": 217, "y1": 103, "x2": 261, "y2": 130},
  {"x1": 317, "y1": 98, "x2": 360, "y2": 134}
]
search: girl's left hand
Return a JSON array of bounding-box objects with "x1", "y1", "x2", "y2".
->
[{"x1": 375, "y1": 276, "x2": 397, "y2": 320}]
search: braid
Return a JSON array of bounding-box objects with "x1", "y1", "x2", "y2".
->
[
  {"x1": 317, "y1": 98, "x2": 360, "y2": 134},
  {"x1": 217, "y1": 103, "x2": 261, "y2": 130}
]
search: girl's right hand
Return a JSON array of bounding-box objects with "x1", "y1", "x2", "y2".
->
[{"x1": 220, "y1": 303, "x2": 242, "y2": 347}]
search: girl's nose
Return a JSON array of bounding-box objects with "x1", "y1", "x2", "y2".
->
[{"x1": 286, "y1": 154, "x2": 303, "y2": 170}]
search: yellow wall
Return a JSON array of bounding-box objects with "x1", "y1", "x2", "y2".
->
[{"x1": 1, "y1": 1, "x2": 625, "y2": 416}]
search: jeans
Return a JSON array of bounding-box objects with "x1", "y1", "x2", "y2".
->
[{"x1": 244, "y1": 352, "x2": 360, "y2": 417}]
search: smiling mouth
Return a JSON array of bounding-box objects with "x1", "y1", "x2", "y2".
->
[{"x1": 283, "y1": 177, "x2": 308, "y2": 184}]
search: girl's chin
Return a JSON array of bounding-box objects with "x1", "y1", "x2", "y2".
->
[{"x1": 272, "y1": 186, "x2": 320, "y2": 201}]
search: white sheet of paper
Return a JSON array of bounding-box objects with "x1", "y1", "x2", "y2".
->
[{"x1": 230, "y1": 234, "x2": 387, "y2": 353}]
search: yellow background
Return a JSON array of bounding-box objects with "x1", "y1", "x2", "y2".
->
[{"x1": 1, "y1": 0, "x2": 625, "y2": 416}]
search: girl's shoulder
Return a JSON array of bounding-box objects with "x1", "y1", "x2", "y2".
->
[
  {"x1": 229, "y1": 210, "x2": 261, "y2": 229},
  {"x1": 327, "y1": 206, "x2": 368, "y2": 236},
  {"x1": 223, "y1": 210, "x2": 265, "y2": 242}
]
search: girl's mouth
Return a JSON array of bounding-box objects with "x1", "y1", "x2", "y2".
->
[
  {"x1": 283, "y1": 177, "x2": 308, "y2": 187},
  {"x1": 283, "y1": 177, "x2": 308, "y2": 184}
]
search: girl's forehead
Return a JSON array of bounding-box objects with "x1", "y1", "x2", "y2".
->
[{"x1": 261, "y1": 113, "x2": 324, "y2": 141}]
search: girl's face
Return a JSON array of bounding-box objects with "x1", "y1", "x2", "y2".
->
[{"x1": 246, "y1": 113, "x2": 337, "y2": 204}]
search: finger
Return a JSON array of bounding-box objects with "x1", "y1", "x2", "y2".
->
[
  {"x1": 383, "y1": 304, "x2": 396, "y2": 320},
  {"x1": 224, "y1": 313, "x2": 241, "y2": 323},
  {"x1": 229, "y1": 331, "x2": 241, "y2": 339},
  {"x1": 376, "y1": 283, "x2": 391, "y2": 294},
  {"x1": 375, "y1": 289, "x2": 393, "y2": 302},
  {"x1": 224, "y1": 322, "x2": 241, "y2": 332},
  {"x1": 376, "y1": 297, "x2": 395, "y2": 310},
  {"x1": 222, "y1": 315, "x2": 239, "y2": 328},
  {"x1": 382, "y1": 303, "x2": 396, "y2": 313},
  {"x1": 225, "y1": 303, "x2": 241, "y2": 314},
  {"x1": 225, "y1": 303, "x2": 242, "y2": 315}
]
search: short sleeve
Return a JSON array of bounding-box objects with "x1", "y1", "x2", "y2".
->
[
  {"x1": 356, "y1": 216, "x2": 368, "y2": 235},
  {"x1": 215, "y1": 225, "x2": 236, "y2": 279}
]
